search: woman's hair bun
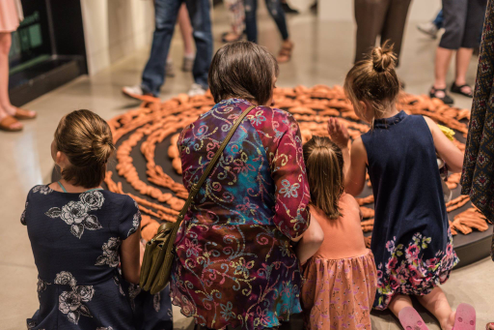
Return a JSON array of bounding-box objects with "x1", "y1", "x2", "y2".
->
[
  {"x1": 92, "y1": 135, "x2": 114, "y2": 164},
  {"x1": 371, "y1": 41, "x2": 397, "y2": 73}
]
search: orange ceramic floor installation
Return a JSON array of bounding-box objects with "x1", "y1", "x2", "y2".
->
[{"x1": 104, "y1": 85, "x2": 489, "y2": 244}]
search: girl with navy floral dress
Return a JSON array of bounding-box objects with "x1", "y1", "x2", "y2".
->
[
  {"x1": 22, "y1": 110, "x2": 172, "y2": 330},
  {"x1": 328, "y1": 44, "x2": 476, "y2": 330}
]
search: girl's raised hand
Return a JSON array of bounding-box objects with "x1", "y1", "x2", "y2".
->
[{"x1": 327, "y1": 118, "x2": 350, "y2": 149}]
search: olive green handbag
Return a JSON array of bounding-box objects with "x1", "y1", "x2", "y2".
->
[{"x1": 139, "y1": 105, "x2": 256, "y2": 294}]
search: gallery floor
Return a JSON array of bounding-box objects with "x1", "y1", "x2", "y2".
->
[{"x1": 0, "y1": 7, "x2": 492, "y2": 330}]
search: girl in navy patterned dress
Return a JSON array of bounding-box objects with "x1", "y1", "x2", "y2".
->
[
  {"x1": 22, "y1": 110, "x2": 172, "y2": 329},
  {"x1": 328, "y1": 44, "x2": 476, "y2": 330}
]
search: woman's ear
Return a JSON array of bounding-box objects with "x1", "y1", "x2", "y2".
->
[{"x1": 56, "y1": 151, "x2": 68, "y2": 168}]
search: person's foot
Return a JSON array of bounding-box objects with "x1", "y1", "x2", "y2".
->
[
  {"x1": 182, "y1": 54, "x2": 194, "y2": 72},
  {"x1": 486, "y1": 322, "x2": 494, "y2": 330},
  {"x1": 417, "y1": 21, "x2": 439, "y2": 39},
  {"x1": 0, "y1": 109, "x2": 23, "y2": 131},
  {"x1": 277, "y1": 40, "x2": 294, "y2": 64},
  {"x1": 221, "y1": 31, "x2": 243, "y2": 43},
  {"x1": 310, "y1": 1, "x2": 318, "y2": 12},
  {"x1": 281, "y1": 2, "x2": 299, "y2": 14},
  {"x1": 122, "y1": 85, "x2": 155, "y2": 100},
  {"x1": 451, "y1": 82, "x2": 473, "y2": 98},
  {"x1": 4, "y1": 106, "x2": 36, "y2": 120},
  {"x1": 188, "y1": 83, "x2": 206, "y2": 97},
  {"x1": 430, "y1": 86, "x2": 454, "y2": 105},
  {"x1": 166, "y1": 60, "x2": 175, "y2": 77}
]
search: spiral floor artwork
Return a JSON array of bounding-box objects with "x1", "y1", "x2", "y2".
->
[{"x1": 103, "y1": 85, "x2": 493, "y2": 267}]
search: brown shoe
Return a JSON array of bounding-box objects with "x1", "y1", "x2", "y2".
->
[
  {"x1": 0, "y1": 115, "x2": 23, "y2": 131},
  {"x1": 14, "y1": 107, "x2": 37, "y2": 120},
  {"x1": 277, "y1": 40, "x2": 294, "y2": 64}
]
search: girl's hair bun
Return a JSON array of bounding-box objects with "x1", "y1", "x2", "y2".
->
[
  {"x1": 92, "y1": 135, "x2": 114, "y2": 165},
  {"x1": 371, "y1": 41, "x2": 397, "y2": 73}
]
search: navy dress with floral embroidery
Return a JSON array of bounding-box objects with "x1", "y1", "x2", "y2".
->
[
  {"x1": 360, "y1": 111, "x2": 459, "y2": 310},
  {"x1": 22, "y1": 185, "x2": 172, "y2": 330}
]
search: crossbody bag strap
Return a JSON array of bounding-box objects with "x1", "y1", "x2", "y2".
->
[{"x1": 163, "y1": 104, "x2": 256, "y2": 231}]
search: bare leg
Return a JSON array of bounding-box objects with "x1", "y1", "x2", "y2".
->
[
  {"x1": 388, "y1": 294, "x2": 414, "y2": 318},
  {"x1": 177, "y1": 3, "x2": 194, "y2": 58},
  {"x1": 454, "y1": 47, "x2": 474, "y2": 94},
  {"x1": 433, "y1": 46, "x2": 454, "y2": 98},
  {"x1": 416, "y1": 287, "x2": 455, "y2": 330},
  {"x1": 0, "y1": 32, "x2": 22, "y2": 129}
]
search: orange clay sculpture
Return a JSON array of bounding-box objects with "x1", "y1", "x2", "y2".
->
[{"x1": 104, "y1": 86, "x2": 488, "y2": 242}]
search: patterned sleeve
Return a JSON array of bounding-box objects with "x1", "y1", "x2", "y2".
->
[
  {"x1": 20, "y1": 189, "x2": 32, "y2": 226},
  {"x1": 254, "y1": 107, "x2": 311, "y2": 239},
  {"x1": 118, "y1": 196, "x2": 141, "y2": 239}
]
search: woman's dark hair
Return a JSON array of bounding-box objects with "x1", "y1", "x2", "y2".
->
[
  {"x1": 303, "y1": 136, "x2": 344, "y2": 219},
  {"x1": 208, "y1": 41, "x2": 279, "y2": 105},
  {"x1": 54, "y1": 109, "x2": 115, "y2": 188}
]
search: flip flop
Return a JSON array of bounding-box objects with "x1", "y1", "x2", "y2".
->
[
  {"x1": 453, "y1": 303, "x2": 476, "y2": 330},
  {"x1": 398, "y1": 307, "x2": 430, "y2": 330},
  {"x1": 14, "y1": 107, "x2": 37, "y2": 120},
  {"x1": 0, "y1": 115, "x2": 23, "y2": 132}
]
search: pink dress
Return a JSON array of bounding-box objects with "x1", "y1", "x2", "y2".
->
[
  {"x1": 0, "y1": 0, "x2": 22, "y2": 32},
  {"x1": 301, "y1": 193, "x2": 377, "y2": 330}
]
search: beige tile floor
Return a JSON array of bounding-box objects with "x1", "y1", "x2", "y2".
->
[{"x1": 1, "y1": 8, "x2": 493, "y2": 330}]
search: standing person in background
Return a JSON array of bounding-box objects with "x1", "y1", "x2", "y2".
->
[
  {"x1": 123, "y1": 0, "x2": 213, "y2": 99},
  {"x1": 353, "y1": 0, "x2": 412, "y2": 67},
  {"x1": 429, "y1": 0, "x2": 487, "y2": 105},
  {"x1": 0, "y1": 0, "x2": 36, "y2": 132},
  {"x1": 165, "y1": 4, "x2": 195, "y2": 77},
  {"x1": 244, "y1": 0, "x2": 294, "y2": 63},
  {"x1": 417, "y1": 10, "x2": 444, "y2": 39},
  {"x1": 221, "y1": 0, "x2": 245, "y2": 43}
]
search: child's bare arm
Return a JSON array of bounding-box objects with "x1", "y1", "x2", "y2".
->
[
  {"x1": 345, "y1": 137, "x2": 367, "y2": 196},
  {"x1": 327, "y1": 118, "x2": 368, "y2": 196},
  {"x1": 423, "y1": 116, "x2": 464, "y2": 173},
  {"x1": 295, "y1": 214, "x2": 324, "y2": 265}
]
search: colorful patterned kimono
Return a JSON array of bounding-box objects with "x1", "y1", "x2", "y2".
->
[
  {"x1": 171, "y1": 99, "x2": 310, "y2": 330},
  {"x1": 461, "y1": 0, "x2": 494, "y2": 259}
]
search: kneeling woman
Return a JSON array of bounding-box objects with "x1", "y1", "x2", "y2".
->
[
  {"x1": 171, "y1": 41, "x2": 319, "y2": 330},
  {"x1": 23, "y1": 110, "x2": 172, "y2": 329}
]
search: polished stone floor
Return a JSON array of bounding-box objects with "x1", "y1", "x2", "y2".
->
[{"x1": 1, "y1": 7, "x2": 492, "y2": 330}]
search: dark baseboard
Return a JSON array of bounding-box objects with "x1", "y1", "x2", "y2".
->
[{"x1": 9, "y1": 56, "x2": 85, "y2": 107}]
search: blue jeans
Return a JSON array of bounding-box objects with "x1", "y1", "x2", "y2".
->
[
  {"x1": 244, "y1": 0, "x2": 289, "y2": 43},
  {"x1": 141, "y1": 0, "x2": 212, "y2": 96},
  {"x1": 433, "y1": 9, "x2": 444, "y2": 29}
]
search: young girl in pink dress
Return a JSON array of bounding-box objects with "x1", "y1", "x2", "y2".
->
[{"x1": 299, "y1": 136, "x2": 377, "y2": 330}]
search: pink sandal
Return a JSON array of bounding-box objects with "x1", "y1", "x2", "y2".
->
[
  {"x1": 453, "y1": 304, "x2": 476, "y2": 330},
  {"x1": 398, "y1": 307, "x2": 430, "y2": 330}
]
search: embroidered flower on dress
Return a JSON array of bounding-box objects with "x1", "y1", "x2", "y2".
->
[
  {"x1": 95, "y1": 237, "x2": 121, "y2": 267},
  {"x1": 21, "y1": 201, "x2": 28, "y2": 225},
  {"x1": 33, "y1": 185, "x2": 53, "y2": 195},
  {"x1": 279, "y1": 179, "x2": 300, "y2": 198},
  {"x1": 45, "y1": 191, "x2": 104, "y2": 238},
  {"x1": 37, "y1": 276, "x2": 51, "y2": 298},
  {"x1": 153, "y1": 292, "x2": 161, "y2": 312},
  {"x1": 127, "y1": 211, "x2": 140, "y2": 237},
  {"x1": 55, "y1": 272, "x2": 94, "y2": 325}
]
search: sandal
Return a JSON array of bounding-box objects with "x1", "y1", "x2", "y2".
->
[
  {"x1": 221, "y1": 31, "x2": 244, "y2": 43},
  {"x1": 430, "y1": 86, "x2": 454, "y2": 105},
  {"x1": 450, "y1": 82, "x2": 474, "y2": 98},
  {"x1": 0, "y1": 115, "x2": 23, "y2": 132},
  {"x1": 398, "y1": 307, "x2": 430, "y2": 330},
  {"x1": 277, "y1": 41, "x2": 294, "y2": 64},
  {"x1": 453, "y1": 303, "x2": 476, "y2": 330},
  {"x1": 14, "y1": 107, "x2": 37, "y2": 120}
]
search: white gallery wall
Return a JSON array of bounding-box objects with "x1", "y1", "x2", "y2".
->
[{"x1": 80, "y1": 0, "x2": 155, "y2": 75}]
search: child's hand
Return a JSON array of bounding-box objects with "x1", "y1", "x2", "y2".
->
[{"x1": 327, "y1": 118, "x2": 350, "y2": 148}]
